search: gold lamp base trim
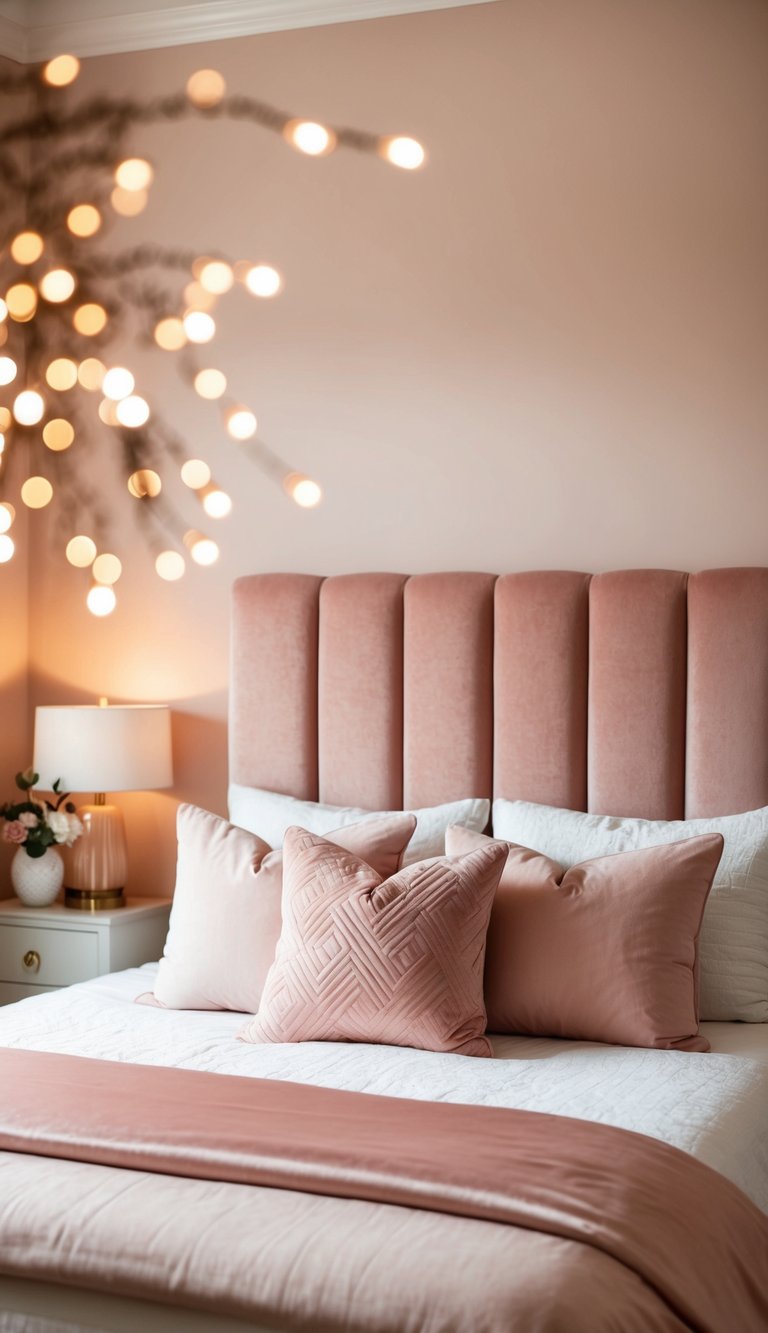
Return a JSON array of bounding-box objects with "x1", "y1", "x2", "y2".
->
[{"x1": 65, "y1": 886, "x2": 126, "y2": 911}]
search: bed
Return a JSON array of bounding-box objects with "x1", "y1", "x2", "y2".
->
[{"x1": 1, "y1": 568, "x2": 767, "y2": 1332}]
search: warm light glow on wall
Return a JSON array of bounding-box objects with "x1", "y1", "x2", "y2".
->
[{"x1": 0, "y1": 54, "x2": 424, "y2": 613}]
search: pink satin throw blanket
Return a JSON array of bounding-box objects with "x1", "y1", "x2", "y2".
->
[{"x1": 1, "y1": 1049, "x2": 766, "y2": 1333}]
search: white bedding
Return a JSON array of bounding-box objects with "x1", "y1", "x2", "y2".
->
[{"x1": 1, "y1": 964, "x2": 767, "y2": 1214}]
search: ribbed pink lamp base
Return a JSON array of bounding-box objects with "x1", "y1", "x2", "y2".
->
[{"x1": 64, "y1": 802, "x2": 127, "y2": 910}]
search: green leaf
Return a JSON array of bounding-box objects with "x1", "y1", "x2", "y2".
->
[{"x1": 25, "y1": 842, "x2": 47, "y2": 858}]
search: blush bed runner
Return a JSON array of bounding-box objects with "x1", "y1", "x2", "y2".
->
[{"x1": 1, "y1": 1050, "x2": 767, "y2": 1333}]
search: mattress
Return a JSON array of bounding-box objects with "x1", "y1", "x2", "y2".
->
[{"x1": 1, "y1": 964, "x2": 767, "y2": 1215}]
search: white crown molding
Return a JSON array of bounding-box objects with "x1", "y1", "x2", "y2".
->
[{"x1": 0, "y1": 0, "x2": 498, "y2": 62}]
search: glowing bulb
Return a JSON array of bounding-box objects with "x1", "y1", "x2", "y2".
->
[
  {"x1": 45, "y1": 357, "x2": 78, "y2": 390},
  {"x1": 66, "y1": 535, "x2": 96, "y2": 567},
  {"x1": 115, "y1": 394, "x2": 150, "y2": 428},
  {"x1": 114, "y1": 158, "x2": 153, "y2": 191},
  {"x1": 127, "y1": 469, "x2": 162, "y2": 498},
  {"x1": 73, "y1": 303, "x2": 107, "y2": 335},
  {"x1": 111, "y1": 187, "x2": 148, "y2": 216},
  {"x1": 98, "y1": 398, "x2": 120, "y2": 426},
  {"x1": 92, "y1": 553, "x2": 122, "y2": 585},
  {"x1": 225, "y1": 407, "x2": 257, "y2": 440},
  {"x1": 198, "y1": 261, "x2": 233, "y2": 294},
  {"x1": 186, "y1": 69, "x2": 226, "y2": 108},
  {"x1": 39, "y1": 268, "x2": 76, "y2": 303},
  {"x1": 10, "y1": 231, "x2": 44, "y2": 264},
  {"x1": 154, "y1": 317, "x2": 187, "y2": 350},
  {"x1": 87, "y1": 584, "x2": 117, "y2": 617},
  {"x1": 0, "y1": 534, "x2": 14, "y2": 563},
  {"x1": 43, "y1": 418, "x2": 75, "y2": 451},
  {"x1": 379, "y1": 135, "x2": 426, "y2": 170},
  {"x1": 184, "y1": 530, "x2": 219, "y2": 566},
  {"x1": 0, "y1": 407, "x2": 10, "y2": 430},
  {"x1": 283, "y1": 119, "x2": 336, "y2": 156},
  {"x1": 21, "y1": 476, "x2": 53, "y2": 508},
  {"x1": 244, "y1": 264, "x2": 282, "y2": 298},
  {"x1": 183, "y1": 310, "x2": 216, "y2": 343},
  {"x1": 78, "y1": 357, "x2": 105, "y2": 391},
  {"x1": 0, "y1": 356, "x2": 17, "y2": 386},
  {"x1": 13, "y1": 390, "x2": 44, "y2": 425},
  {"x1": 0, "y1": 502, "x2": 14, "y2": 533},
  {"x1": 194, "y1": 368, "x2": 227, "y2": 399},
  {"x1": 102, "y1": 366, "x2": 135, "y2": 400},
  {"x1": 156, "y1": 550, "x2": 185, "y2": 581},
  {"x1": 201, "y1": 486, "x2": 232, "y2": 518},
  {"x1": 67, "y1": 204, "x2": 101, "y2": 237},
  {"x1": 180, "y1": 459, "x2": 211, "y2": 489},
  {"x1": 42, "y1": 54, "x2": 80, "y2": 87},
  {"x1": 284, "y1": 473, "x2": 322, "y2": 508},
  {"x1": 0, "y1": 299, "x2": 6, "y2": 322},
  {"x1": 6, "y1": 283, "x2": 37, "y2": 321},
  {"x1": 183, "y1": 280, "x2": 216, "y2": 312}
]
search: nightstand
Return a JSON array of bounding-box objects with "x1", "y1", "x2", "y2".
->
[{"x1": 0, "y1": 897, "x2": 172, "y2": 1005}]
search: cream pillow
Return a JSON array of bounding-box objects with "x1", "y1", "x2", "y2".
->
[
  {"x1": 492, "y1": 798, "x2": 768, "y2": 1022},
  {"x1": 228, "y1": 784, "x2": 490, "y2": 865}
]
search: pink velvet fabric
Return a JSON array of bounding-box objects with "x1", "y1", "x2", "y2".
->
[
  {"x1": 687, "y1": 568, "x2": 768, "y2": 817},
  {"x1": 446, "y1": 826, "x2": 723, "y2": 1050},
  {"x1": 2, "y1": 1049, "x2": 768, "y2": 1333},
  {"x1": 230, "y1": 573, "x2": 323, "y2": 798},
  {"x1": 240, "y1": 827, "x2": 506, "y2": 1056},
  {"x1": 588, "y1": 570, "x2": 687, "y2": 819},
  {"x1": 403, "y1": 573, "x2": 495, "y2": 808},
  {"x1": 494, "y1": 571, "x2": 590, "y2": 810},
  {"x1": 151, "y1": 805, "x2": 416, "y2": 1013},
  {"x1": 318, "y1": 573, "x2": 407, "y2": 810}
]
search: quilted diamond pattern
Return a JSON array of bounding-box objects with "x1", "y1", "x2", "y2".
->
[{"x1": 240, "y1": 828, "x2": 506, "y2": 1057}]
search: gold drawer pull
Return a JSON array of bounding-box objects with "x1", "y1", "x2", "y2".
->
[{"x1": 22, "y1": 950, "x2": 41, "y2": 973}]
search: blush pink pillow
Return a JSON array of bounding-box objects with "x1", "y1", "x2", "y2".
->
[
  {"x1": 240, "y1": 827, "x2": 507, "y2": 1057},
  {"x1": 445, "y1": 826, "x2": 724, "y2": 1051},
  {"x1": 149, "y1": 805, "x2": 416, "y2": 1013}
]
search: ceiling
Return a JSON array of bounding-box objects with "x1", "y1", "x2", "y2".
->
[{"x1": 0, "y1": 0, "x2": 496, "y2": 61}]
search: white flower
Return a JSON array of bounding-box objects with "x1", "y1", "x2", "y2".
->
[
  {"x1": 48, "y1": 810, "x2": 75, "y2": 844},
  {"x1": 66, "y1": 813, "x2": 83, "y2": 845}
]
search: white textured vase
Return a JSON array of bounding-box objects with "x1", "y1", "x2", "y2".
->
[{"x1": 11, "y1": 846, "x2": 64, "y2": 907}]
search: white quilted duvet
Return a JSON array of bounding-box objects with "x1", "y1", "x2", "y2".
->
[{"x1": 1, "y1": 964, "x2": 767, "y2": 1213}]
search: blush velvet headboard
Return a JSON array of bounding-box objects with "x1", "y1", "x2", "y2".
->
[{"x1": 230, "y1": 569, "x2": 768, "y2": 822}]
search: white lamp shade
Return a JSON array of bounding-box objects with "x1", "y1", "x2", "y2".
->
[{"x1": 33, "y1": 705, "x2": 173, "y2": 794}]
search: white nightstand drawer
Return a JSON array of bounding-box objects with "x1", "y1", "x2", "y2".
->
[{"x1": 0, "y1": 924, "x2": 99, "y2": 987}]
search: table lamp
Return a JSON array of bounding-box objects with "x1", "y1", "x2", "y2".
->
[{"x1": 33, "y1": 701, "x2": 173, "y2": 910}]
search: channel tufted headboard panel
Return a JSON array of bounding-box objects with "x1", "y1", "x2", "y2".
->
[{"x1": 230, "y1": 569, "x2": 768, "y2": 821}]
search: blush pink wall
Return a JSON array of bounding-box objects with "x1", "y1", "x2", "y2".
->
[{"x1": 2, "y1": 0, "x2": 767, "y2": 897}]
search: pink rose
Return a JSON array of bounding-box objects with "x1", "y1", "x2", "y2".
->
[
  {"x1": 2, "y1": 820, "x2": 28, "y2": 844},
  {"x1": 18, "y1": 811, "x2": 39, "y2": 829}
]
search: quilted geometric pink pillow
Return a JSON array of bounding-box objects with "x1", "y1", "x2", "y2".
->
[
  {"x1": 240, "y1": 827, "x2": 507, "y2": 1057},
  {"x1": 446, "y1": 825, "x2": 724, "y2": 1051},
  {"x1": 148, "y1": 805, "x2": 416, "y2": 1013}
]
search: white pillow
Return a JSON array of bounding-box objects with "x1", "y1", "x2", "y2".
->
[
  {"x1": 228, "y1": 784, "x2": 490, "y2": 866},
  {"x1": 492, "y1": 798, "x2": 768, "y2": 1023}
]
